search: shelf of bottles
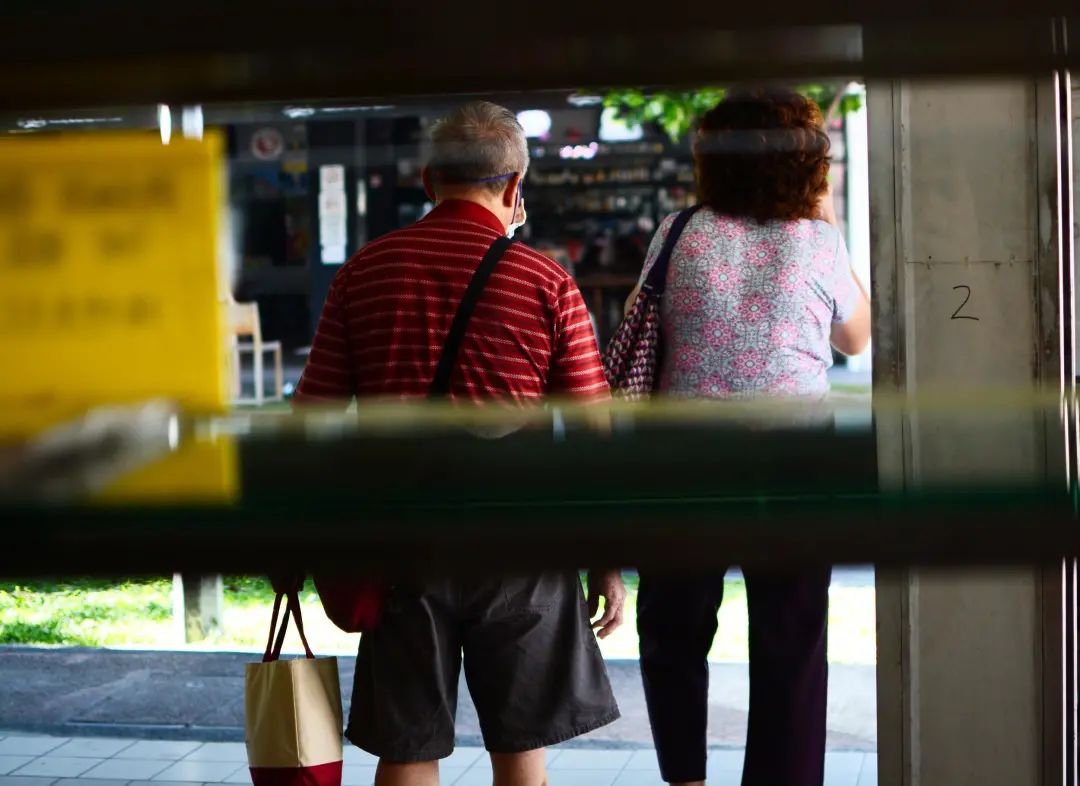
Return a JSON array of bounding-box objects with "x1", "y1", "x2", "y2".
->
[
  {"x1": 516, "y1": 142, "x2": 698, "y2": 346},
  {"x1": 526, "y1": 153, "x2": 696, "y2": 222}
]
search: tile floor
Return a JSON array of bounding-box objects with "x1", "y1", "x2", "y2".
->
[{"x1": 0, "y1": 732, "x2": 877, "y2": 786}]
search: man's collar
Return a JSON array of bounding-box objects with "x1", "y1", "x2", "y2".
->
[{"x1": 422, "y1": 199, "x2": 505, "y2": 234}]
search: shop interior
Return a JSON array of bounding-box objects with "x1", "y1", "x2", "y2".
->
[
  {"x1": 1, "y1": 86, "x2": 870, "y2": 403},
  {"x1": 213, "y1": 88, "x2": 869, "y2": 399}
]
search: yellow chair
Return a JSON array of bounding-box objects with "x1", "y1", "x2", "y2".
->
[{"x1": 229, "y1": 298, "x2": 283, "y2": 405}]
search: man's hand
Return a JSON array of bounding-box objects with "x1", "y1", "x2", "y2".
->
[{"x1": 587, "y1": 569, "x2": 627, "y2": 639}]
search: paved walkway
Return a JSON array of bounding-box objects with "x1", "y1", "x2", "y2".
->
[
  {"x1": 0, "y1": 648, "x2": 875, "y2": 750},
  {"x1": 0, "y1": 596, "x2": 877, "y2": 786},
  {"x1": 0, "y1": 732, "x2": 877, "y2": 786}
]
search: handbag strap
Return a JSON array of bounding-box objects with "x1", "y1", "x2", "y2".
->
[
  {"x1": 262, "y1": 592, "x2": 285, "y2": 662},
  {"x1": 642, "y1": 205, "x2": 702, "y2": 296},
  {"x1": 262, "y1": 591, "x2": 315, "y2": 662},
  {"x1": 286, "y1": 593, "x2": 314, "y2": 659},
  {"x1": 428, "y1": 235, "x2": 514, "y2": 398}
]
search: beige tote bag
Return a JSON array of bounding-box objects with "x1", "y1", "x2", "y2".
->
[{"x1": 245, "y1": 591, "x2": 343, "y2": 786}]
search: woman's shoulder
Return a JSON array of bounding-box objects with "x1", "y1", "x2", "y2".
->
[
  {"x1": 663, "y1": 209, "x2": 843, "y2": 249},
  {"x1": 656, "y1": 209, "x2": 686, "y2": 234},
  {"x1": 661, "y1": 207, "x2": 750, "y2": 236},
  {"x1": 795, "y1": 217, "x2": 844, "y2": 244},
  {"x1": 760, "y1": 217, "x2": 845, "y2": 253}
]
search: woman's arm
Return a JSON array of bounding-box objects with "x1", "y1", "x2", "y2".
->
[
  {"x1": 818, "y1": 179, "x2": 839, "y2": 227},
  {"x1": 830, "y1": 268, "x2": 871, "y2": 355},
  {"x1": 823, "y1": 189, "x2": 871, "y2": 354}
]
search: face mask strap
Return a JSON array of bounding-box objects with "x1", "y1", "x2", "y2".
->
[
  {"x1": 472, "y1": 172, "x2": 518, "y2": 184},
  {"x1": 507, "y1": 178, "x2": 526, "y2": 238}
]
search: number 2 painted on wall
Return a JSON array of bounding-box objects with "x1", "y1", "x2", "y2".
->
[{"x1": 951, "y1": 285, "x2": 979, "y2": 321}]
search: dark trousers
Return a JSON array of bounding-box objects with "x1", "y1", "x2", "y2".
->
[{"x1": 638, "y1": 568, "x2": 831, "y2": 785}]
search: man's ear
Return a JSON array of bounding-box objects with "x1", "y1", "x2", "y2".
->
[
  {"x1": 421, "y1": 167, "x2": 438, "y2": 201},
  {"x1": 502, "y1": 173, "x2": 522, "y2": 208}
]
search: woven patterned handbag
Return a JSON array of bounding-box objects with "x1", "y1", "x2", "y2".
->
[{"x1": 602, "y1": 206, "x2": 701, "y2": 399}]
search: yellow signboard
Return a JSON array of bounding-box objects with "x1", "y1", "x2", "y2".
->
[
  {"x1": 0, "y1": 131, "x2": 228, "y2": 438},
  {"x1": 97, "y1": 435, "x2": 239, "y2": 504}
]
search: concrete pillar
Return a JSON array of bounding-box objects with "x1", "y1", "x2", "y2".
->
[
  {"x1": 869, "y1": 78, "x2": 1069, "y2": 786},
  {"x1": 172, "y1": 573, "x2": 224, "y2": 642}
]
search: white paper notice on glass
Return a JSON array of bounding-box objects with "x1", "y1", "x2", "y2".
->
[
  {"x1": 319, "y1": 190, "x2": 346, "y2": 217},
  {"x1": 321, "y1": 244, "x2": 346, "y2": 264},
  {"x1": 320, "y1": 213, "x2": 347, "y2": 247},
  {"x1": 320, "y1": 164, "x2": 346, "y2": 193},
  {"x1": 319, "y1": 164, "x2": 348, "y2": 264}
]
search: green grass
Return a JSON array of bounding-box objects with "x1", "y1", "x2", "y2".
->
[
  {"x1": 0, "y1": 578, "x2": 174, "y2": 647},
  {"x1": 0, "y1": 574, "x2": 875, "y2": 664}
]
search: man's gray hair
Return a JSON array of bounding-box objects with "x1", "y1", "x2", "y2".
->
[{"x1": 427, "y1": 102, "x2": 529, "y2": 195}]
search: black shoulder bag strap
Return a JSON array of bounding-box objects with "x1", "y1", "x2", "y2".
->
[
  {"x1": 428, "y1": 235, "x2": 515, "y2": 398},
  {"x1": 642, "y1": 205, "x2": 702, "y2": 295}
]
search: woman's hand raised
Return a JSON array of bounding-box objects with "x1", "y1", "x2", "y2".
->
[{"x1": 816, "y1": 179, "x2": 838, "y2": 227}]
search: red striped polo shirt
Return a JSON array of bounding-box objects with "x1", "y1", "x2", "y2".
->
[{"x1": 295, "y1": 199, "x2": 609, "y2": 405}]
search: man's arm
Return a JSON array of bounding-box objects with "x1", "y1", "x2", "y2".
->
[
  {"x1": 548, "y1": 277, "x2": 610, "y2": 401},
  {"x1": 546, "y1": 279, "x2": 626, "y2": 636},
  {"x1": 293, "y1": 273, "x2": 356, "y2": 408}
]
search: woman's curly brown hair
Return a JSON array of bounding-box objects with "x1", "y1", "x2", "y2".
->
[{"x1": 694, "y1": 88, "x2": 831, "y2": 223}]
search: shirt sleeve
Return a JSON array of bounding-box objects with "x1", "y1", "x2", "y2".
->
[
  {"x1": 293, "y1": 270, "x2": 355, "y2": 407},
  {"x1": 830, "y1": 232, "x2": 861, "y2": 324},
  {"x1": 637, "y1": 212, "x2": 678, "y2": 287},
  {"x1": 548, "y1": 276, "x2": 610, "y2": 401}
]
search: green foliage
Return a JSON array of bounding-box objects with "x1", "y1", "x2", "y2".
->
[
  {"x1": 0, "y1": 575, "x2": 322, "y2": 647},
  {"x1": 0, "y1": 574, "x2": 875, "y2": 664},
  {"x1": 602, "y1": 84, "x2": 864, "y2": 143},
  {"x1": 222, "y1": 575, "x2": 320, "y2": 606},
  {"x1": 796, "y1": 84, "x2": 864, "y2": 118},
  {"x1": 0, "y1": 619, "x2": 92, "y2": 646},
  {"x1": 0, "y1": 578, "x2": 174, "y2": 646},
  {"x1": 603, "y1": 88, "x2": 728, "y2": 143}
]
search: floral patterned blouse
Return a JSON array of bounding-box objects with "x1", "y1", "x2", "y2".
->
[{"x1": 638, "y1": 208, "x2": 860, "y2": 399}]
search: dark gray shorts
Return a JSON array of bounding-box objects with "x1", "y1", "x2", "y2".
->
[{"x1": 345, "y1": 570, "x2": 620, "y2": 761}]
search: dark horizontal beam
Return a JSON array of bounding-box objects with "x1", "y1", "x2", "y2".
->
[
  {"x1": 2, "y1": 0, "x2": 1074, "y2": 54},
  {"x1": 1, "y1": 489, "x2": 1076, "y2": 577},
  {"x1": 1, "y1": 408, "x2": 1075, "y2": 575},
  {"x1": 2, "y1": 426, "x2": 1076, "y2": 575},
  {"x1": 0, "y1": 4, "x2": 1074, "y2": 111}
]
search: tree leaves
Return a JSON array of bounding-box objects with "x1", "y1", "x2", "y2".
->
[{"x1": 602, "y1": 85, "x2": 864, "y2": 143}]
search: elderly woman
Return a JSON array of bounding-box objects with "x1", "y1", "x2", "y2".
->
[{"x1": 633, "y1": 88, "x2": 871, "y2": 786}]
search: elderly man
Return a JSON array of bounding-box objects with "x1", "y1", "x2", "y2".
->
[{"x1": 295, "y1": 102, "x2": 623, "y2": 786}]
